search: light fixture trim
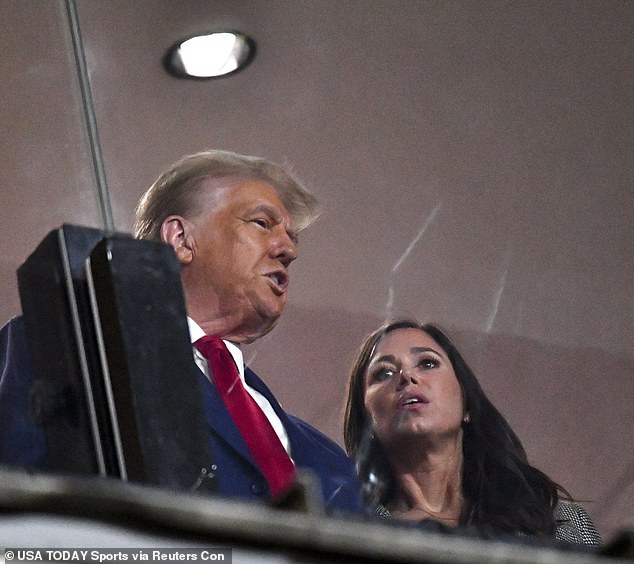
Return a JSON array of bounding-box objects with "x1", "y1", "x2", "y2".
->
[{"x1": 164, "y1": 31, "x2": 256, "y2": 79}]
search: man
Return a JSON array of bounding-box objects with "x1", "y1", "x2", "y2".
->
[{"x1": 0, "y1": 150, "x2": 362, "y2": 513}]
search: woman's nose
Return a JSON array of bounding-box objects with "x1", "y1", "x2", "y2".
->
[{"x1": 396, "y1": 366, "x2": 418, "y2": 388}]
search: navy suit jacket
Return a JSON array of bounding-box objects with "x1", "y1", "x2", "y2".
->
[
  {"x1": 198, "y1": 365, "x2": 362, "y2": 510},
  {"x1": 0, "y1": 316, "x2": 363, "y2": 514}
]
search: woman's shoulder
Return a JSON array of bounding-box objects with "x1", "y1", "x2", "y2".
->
[{"x1": 554, "y1": 500, "x2": 602, "y2": 546}]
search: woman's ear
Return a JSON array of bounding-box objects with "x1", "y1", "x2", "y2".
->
[{"x1": 160, "y1": 216, "x2": 193, "y2": 265}]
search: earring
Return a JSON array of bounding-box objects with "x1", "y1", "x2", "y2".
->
[{"x1": 463, "y1": 413, "x2": 470, "y2": 424}]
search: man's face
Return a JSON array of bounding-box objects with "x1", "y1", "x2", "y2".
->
[{"x1": 178, "y1": 177, "x2": 298, "y2": 343}]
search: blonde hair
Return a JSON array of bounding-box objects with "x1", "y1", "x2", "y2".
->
[{"x1": 134, "y1": 150, "x2": 320, "y2": 241}]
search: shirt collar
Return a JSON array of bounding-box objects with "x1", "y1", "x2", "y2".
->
[{"x1": 187, "y1": 317, "x2": 245, "y2": 381}]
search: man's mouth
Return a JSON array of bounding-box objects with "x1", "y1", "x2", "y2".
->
[{"x1": 264, "y1": 270, "x2": 289, "y2": 294}]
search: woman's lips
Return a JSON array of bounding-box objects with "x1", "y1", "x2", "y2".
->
[{"x1": 398, "y1": 394, "x2": 430, "y2": 410}]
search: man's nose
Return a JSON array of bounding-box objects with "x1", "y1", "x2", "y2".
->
[{"x1": 270, "y1": 227, "x2": 297, "y2": 266}]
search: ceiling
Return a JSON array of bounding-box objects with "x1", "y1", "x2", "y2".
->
[{"x1": 1, "y1": 0, "x2": 632, "y2": 539}]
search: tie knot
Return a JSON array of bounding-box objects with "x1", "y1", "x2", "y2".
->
[{"x1": 194, "y1": 335, "x2": 226, "y2": 359}]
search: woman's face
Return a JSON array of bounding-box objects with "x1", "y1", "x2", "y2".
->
[{"x1": 363, "y1": 328, "x2": 465, "y2": 447}]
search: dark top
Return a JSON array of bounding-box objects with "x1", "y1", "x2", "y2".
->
[{"x1": 375, "y1": 500, "x2": 602, "y2": 545}]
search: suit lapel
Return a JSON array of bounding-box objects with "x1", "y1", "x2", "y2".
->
[
  {"x1": 245, "y1": 368, "x2": 308, "y2": 459},
  {"x1": 200, "y1": 366, "x2": 312, "y2": 478},
  {"x1": 239, "y1": 369, "x2": 358, "y2": 508},
  {"x1": 244, "y1": 368, "x2": 293, "y2": 428},
  {"x1": 196, "y1": 369, "x2": 258, "y2": 468}
]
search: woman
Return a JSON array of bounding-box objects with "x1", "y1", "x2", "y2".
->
[{"x1": 343, "y1": 319, "x2": 601, "y2": 545}]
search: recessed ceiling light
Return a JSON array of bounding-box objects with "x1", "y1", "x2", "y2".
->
[{"x1": 164, "y1": 31, "x2": 255, "y2": 79}]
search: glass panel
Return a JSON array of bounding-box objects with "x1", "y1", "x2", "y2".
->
[
  {"x1": 0, "y1": 0, "x2": 102, "y2": 323},
  {"x1": 1, "y1": 0, "x2": 631, "y2": 545}
]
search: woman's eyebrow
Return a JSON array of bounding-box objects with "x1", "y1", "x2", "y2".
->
[
  {"x1": 410, "y1": 346, "x2": 441, "y2": 356},
  {"x1": 370, "y1": 354, "x2": 397, "y2": 365}
]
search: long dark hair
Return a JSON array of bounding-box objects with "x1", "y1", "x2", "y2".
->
[{"x1": 343, "y1": 320, "x2": 568, "y2": 536}]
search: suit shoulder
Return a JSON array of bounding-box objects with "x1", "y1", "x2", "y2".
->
[
  {"x1": 1, "y1": 315, "x2": 26, "y2": 343},
  {"x1": 1, "y1": 315, "x2": 33, "y2": 384},
  {"x1": 287, "y1": 414, "x2": 348, "y2": 456}
]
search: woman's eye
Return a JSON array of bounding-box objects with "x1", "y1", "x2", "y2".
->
[
  {"x1": 373, "y1": 368, "x2": 395, "y2": 381},
  {"x1": 418, "y1": 358, "x2": 437, "y2": 369}
]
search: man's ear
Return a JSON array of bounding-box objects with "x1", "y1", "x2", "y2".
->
[{"x1": 160, "y1": 216, "x2": 194, "y2": 265}]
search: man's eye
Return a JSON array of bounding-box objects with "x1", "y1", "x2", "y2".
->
[{"x1": 252, "y1": 218, "x2": 269, "y2": 229}]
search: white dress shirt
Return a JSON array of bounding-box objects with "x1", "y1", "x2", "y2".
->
[{"x1": 187, "y1": 317, "x2": 291, "y2": 455}]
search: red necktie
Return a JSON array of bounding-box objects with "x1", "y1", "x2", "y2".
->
[{"x1": 194, "y1": 336, "x2": 296, "y2": 499}]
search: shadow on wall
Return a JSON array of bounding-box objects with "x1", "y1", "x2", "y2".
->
[{"x1": 245, "y1": 303, "x2": 634, "y2": 541}]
